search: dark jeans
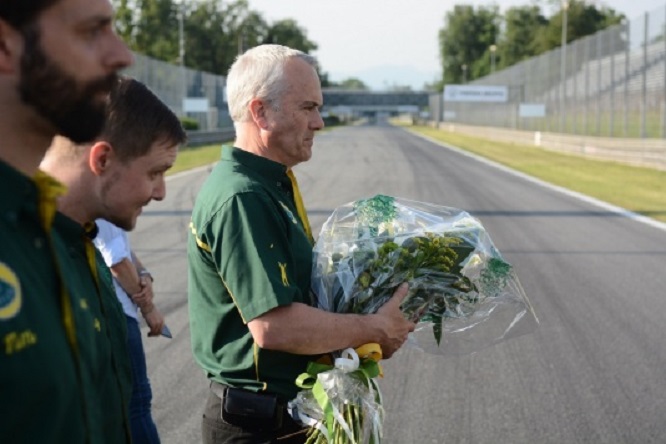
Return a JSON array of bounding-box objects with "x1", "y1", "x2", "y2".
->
[
  {"x1": 126, "y1": 315, "x2": 161, "y2": 444},
  {"x1": 201, "y1": 383, "x2": 308, "y2": 444}
]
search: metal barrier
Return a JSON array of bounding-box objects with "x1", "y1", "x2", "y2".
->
[
  {"x1": 186, "y1": 128, "x2": 235, "y2": 147},
  {"x1": 431, "y1": 122, "x2": 666, "y2": 171}
]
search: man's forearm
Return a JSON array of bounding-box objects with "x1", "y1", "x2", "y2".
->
[
  {"x1": 110, "y1": 258, "x2": 142, "y2": 295},
  {"x1": 131, "y1": 252, "x2": 153, "y2": 281},
  {"x1": 248, "y1": 302, "x2": 384, "y2": 355}
]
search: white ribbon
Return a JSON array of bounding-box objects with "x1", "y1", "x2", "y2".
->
[
  {"x1": 288, "y1": 348, "x2": 378, "y2": 444},
  {"x1": 334, "y1": 348, "x2": 360, "y2": 372},
  {"x1": 287, "y1": 402, "x2": 330, "y2": 442}
]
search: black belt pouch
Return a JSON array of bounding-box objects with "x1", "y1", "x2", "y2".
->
[{"x1": 222, "y1": 387, "x2": 281, "y2": 430}]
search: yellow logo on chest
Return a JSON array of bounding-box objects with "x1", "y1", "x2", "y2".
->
[
  {"x1": 4, "y1": 329, "x2": 37, "y2": 355},
  {"x1": 278, "y1": 262, "x2": 289, "y2": 286}
]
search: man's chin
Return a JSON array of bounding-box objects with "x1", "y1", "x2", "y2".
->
[{"x1": 107, "y1": 216, "x2": 135, "y2": 232}]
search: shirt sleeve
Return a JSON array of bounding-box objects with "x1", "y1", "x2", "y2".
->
[
  {"x1": 93, "y1": 219, "x2": 132, "y2": 268},
  {"x1": 201, "y1": 192, "x2": 301, "y2": 322}
]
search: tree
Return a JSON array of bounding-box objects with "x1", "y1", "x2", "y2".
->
[
  {"x1": 436, "y1": 1, "x2": 625, "y2": 85},
  {"x1": 112, "y1": 0, "x2": 134, "y2": 45},
  {"x1": 499, "y1": 5, "x2": 548, "y2": 68},
  {"x1": 112, "y1": 0, "x2": 322, "y2": 79},
  {"x1": 439, "y1": 5, "x2": 501, "y2": 84},
  {"x1": 133, "y1": 0, "x2": 180, "y2": 63},
  {"x1": 263, "y1": 19, "x2": 317, "y2": 53},
  {"x1": 534, "y1": 0, "x2": 624, "y2": 53},
  {"x1": 337, "y1": 77, "x2": 370, "y2": 90},
  {"x1": 183, "y1": 0, "x2": 229, "y2": 74},
  {"x1": 236, "y1": 10, "x2": 271, "y2": 55}
]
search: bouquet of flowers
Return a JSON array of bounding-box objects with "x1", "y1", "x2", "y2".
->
[
  {"x1": 289, "y1": 346, "x2": 384, "y2": 444},
  {"x1": 312, "y1": 194, "x2": 538, "y2": 355},
  {"x1": 291, "y1": 195, "x2": 538, "y2": 443}
]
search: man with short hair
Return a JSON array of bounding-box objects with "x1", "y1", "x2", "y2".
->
[
  {"x1": 41, "y1": 75, "x2": 186, "y2": 444},
  {"x1": 0, "y1": 1, "x2": 134, "y2": 441},
  {"x1": 188, "y1": 44, "x2": 415, "y2": 444}
]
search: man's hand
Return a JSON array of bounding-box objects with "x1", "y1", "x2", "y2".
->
[
  {"x1": 131, "y1": 275, "x2": 154, "y2": 309},
  {"x1": 373, "y1": 283, "x2": 416, "y2": 359},
  {"x1": 143, "y1": 307, "x2": 165, "y2": 337}
]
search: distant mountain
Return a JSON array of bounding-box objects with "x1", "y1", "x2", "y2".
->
[{"x1": 330, "y1": 64, "x2": 439, "y2": 92}]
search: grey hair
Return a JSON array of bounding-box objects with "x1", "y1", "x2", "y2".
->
[{"x1": 226, "y1": 44, "x2": 318, "y2": 123}]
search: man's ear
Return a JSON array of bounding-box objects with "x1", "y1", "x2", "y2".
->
[
  {"x1": 89, "y1": 141, "x2": 114, "y2": 176},
  {"x1": 249, "y1": 98, "x2": 270, "y2": 130},
  {"x1": 0, "y1": 19, "x2": 22, "y2": 74}
]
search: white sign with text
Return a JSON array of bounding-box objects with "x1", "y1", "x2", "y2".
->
[{"x1": 444, "y1": 85, "x2": 508, "y2": 103}]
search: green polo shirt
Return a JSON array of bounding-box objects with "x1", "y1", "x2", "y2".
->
[
  {"x1": 52, "y1": 213, "x2": 132, "y2": 443},
  {"x1": 188, "y1": 146, "x2": 316, "y2": 400},
  {"x1": 0, "y1": 160, "x2": 131, "y2": 443}
]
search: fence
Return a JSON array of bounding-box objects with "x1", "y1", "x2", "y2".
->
[
  {"x1": 430, "y1": 4, "x2": 666, "y2": 140},
  {"x1": 124, "y1": 53, "x2": 231, "y2": 131}
]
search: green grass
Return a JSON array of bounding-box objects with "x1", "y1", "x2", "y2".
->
[
  {"x1": 169, "y1": 143, "x2": 230, "y2": 175},
  {"x1": 404, "y1": 124, "x2": 666, "y2": 223},
  {"x1": 168, "y1": 122, "x2": 348, "y2": 175}
]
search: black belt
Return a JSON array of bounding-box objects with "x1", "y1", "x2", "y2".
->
[{"x1": 210, "y1": 381, "x2": 287, "y2": 431}]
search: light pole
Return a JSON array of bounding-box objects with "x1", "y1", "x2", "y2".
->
[
  {"x1": 237, "y1": 29, "x2": 244, "y2": 55},
  {"x1": 560, "y1": 0, "x2": 569, "y2": 132},
  {"x1": 462, "y1": 64, "x2": 468, "y2": 84},
  {"x1": 178, "y1": 0, "x2": 186, "y2": 114},
  {"x1": 490, "y1": 44, "x2": 497, "y2": 74}
]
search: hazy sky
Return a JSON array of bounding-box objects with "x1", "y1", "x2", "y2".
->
[{"x1": 247, "y1": 0, "x2": 666, "y2": 89}]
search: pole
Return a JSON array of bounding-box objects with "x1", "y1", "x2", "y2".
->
[
  {"x1": 641, "y1": 12, "x2": 648, "y2": 138},
  {"x1": 560, "y1": 1, "x2": 568, "y2": 133},
  {"x1": 178, "y1": 1, "x2": 186, "y2": 116},
  {"x1": 490, "y1": 44, "x2": 497, "y2": 74}
]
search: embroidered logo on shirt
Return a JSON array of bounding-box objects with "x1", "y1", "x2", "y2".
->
[
  {"x1": 0, "y1": 262, "x2": 22, "y2": 321},
  {"x1": 4, "y1": 329, "x2": 37, "y2": 355},
  {"x1": 278, "y1": 262, "x2": 289, "y2": 286},
  {"x1": 279, "y1": 202, "x2": 298, "y2": 225}
]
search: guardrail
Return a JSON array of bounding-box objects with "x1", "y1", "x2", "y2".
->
[
  {"x1": 429, "y1": 122, "x2": 666, "y2": 171},
  {"x1": 186, "y1": 128, "x2": 235, "y2": 147}
]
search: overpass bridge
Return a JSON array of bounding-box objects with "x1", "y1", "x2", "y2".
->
[{"x1": 321, "y1": 89, "x2": 430, "y2": 118}]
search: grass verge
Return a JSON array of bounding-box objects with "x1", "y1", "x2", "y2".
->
[
  {"x1": 168, "y1": 122, "x2": 348, "y2": 176},
  {"x1": 404, "y1": 125, "x2": 666, "y2": 224},
  {"x1": 168, "y1": 143, "x2": 230, "y2": 176}
]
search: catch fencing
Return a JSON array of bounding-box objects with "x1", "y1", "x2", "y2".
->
[
  {"x1": 430, "y1": 4, "x2": 666, "y2": 140},
  {"x1": 124, "y1": 53, "x2": 231, "y2": 131}
]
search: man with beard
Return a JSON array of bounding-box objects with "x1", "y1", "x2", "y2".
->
[
  {"x1": 0, "y1": 0, "x2": 134, "y2": 442},
  {"x1": 41, "y1": 76, "x2": 186, "y2": 444}
]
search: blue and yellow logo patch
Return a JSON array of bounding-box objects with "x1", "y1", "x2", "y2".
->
[{"x1": 0, "y1": 262, "x2": 22, "y2": 320}]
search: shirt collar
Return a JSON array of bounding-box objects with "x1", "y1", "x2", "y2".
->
[
  {"x1": 53, "y1": 211, "x2": 88, "y2": 245},
  {"x1": 0, "y1": 159, "x2": 40, "y2": 214},
  {"x1": 221, "y1": 145, "x2": 289, "y2": 184}
]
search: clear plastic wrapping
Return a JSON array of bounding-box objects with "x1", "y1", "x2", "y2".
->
[
  {"x1": 311, "y1": 195, "x2": 539, "y2": 355},
  {"x1": 289, "y1": 349, "x2": 384, "y2": 444}
]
